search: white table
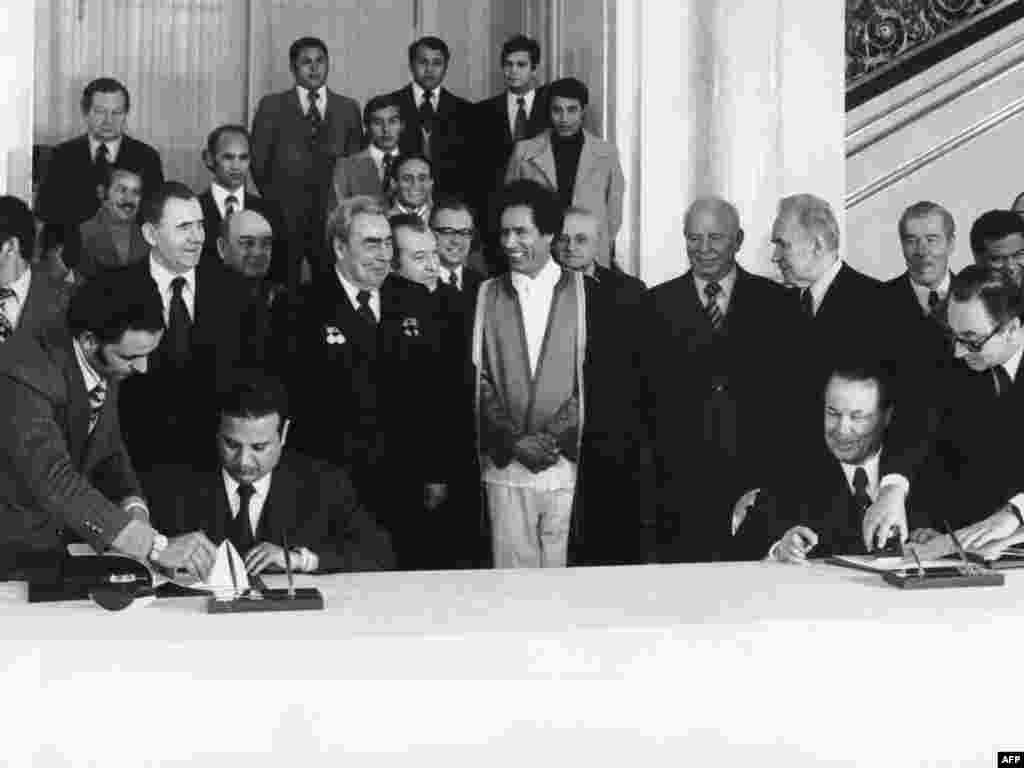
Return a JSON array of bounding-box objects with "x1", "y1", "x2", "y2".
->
[{"x1": 1, "y1": 561, "x2": 1020, "y2": 767}]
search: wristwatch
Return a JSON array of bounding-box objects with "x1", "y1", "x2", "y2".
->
[{"x1": 148, "y1": 533, "x2": 169, "y2": 563}]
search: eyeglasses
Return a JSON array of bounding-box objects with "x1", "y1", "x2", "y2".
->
[
  {"x1": 433, "y1": 227, "x2": 474, "y2": 239},
  {"x1": 947, "y1": 322, "x2": 1007, "y2": 353}
]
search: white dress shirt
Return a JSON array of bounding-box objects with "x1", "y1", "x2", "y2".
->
[
  {"x1": 693, "y1": 265, "x2": 737, "y2": 316},
  {"x1": 909, "y1": 271, "x2": 950, "y2": 315},
  {"x1": 221, "y1": 469, "x2": 318, "y2": 572},
  {"x1": 411, "y1": 82, "x2": 441, "y2": 112},
  {"x1": 88, "y1": 135, "x2": 122, "y2": 164},
  {"x1": 806, "y1": 257, "x2": 843, "y2": 316},
  {"x1": 211, "y1": 182, "x2": 246, "y2": 219},
  {"x1": 72, "y1": 336, "x2": 103, "y2": 398},
  {"x1": 0, "y1": 267, "x2": 32, "y2": 331},
  {"x1": 369, "y1": 144, "x2": 398, "y2": 181},
  {"x1": 149, "y1": 256, "x2": 195, "y2": 323},
  {"x1": 439, "y1": 263, "x2": 464, "y2": 290},
  {"x1": 296, "y1": 85, "x2": 327, "y2": 118},
  {"x1": 840, "y1": 450, "x2": 882, "y2": 503},
  {"x1": 335, "y1": 267, "x2": 380, "y2": 322},
  {"x1": 484, "y1": 257, "x2": 576, "y2": 491},
  {"x1": 392, "y1": 201, "x2": 431, "y2": 224},
  {"x1": 506, "y1": 89, "x2": 537, "y2": 134}
]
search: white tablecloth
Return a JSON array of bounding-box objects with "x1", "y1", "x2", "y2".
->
[{"x1": 1, "y1": 561, "x2": 1020, "y2": 767}]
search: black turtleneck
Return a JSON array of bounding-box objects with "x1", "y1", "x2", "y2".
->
[{"x1": 551, "y1": 129, "x2": 584, "y2": 209}]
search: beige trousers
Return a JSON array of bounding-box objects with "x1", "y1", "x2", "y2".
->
[{"x1": 485, "y1": 483, "x2": 575, "y2": 568}]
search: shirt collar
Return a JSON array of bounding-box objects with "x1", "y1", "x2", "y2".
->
[
  {"x1": 909, "y1": 270, "x2": 951, "y2": 314},
  {"x1": 149, "y1": 254, "x2": 196, "y2": 298},
  {"x1": 693, "y1": 265, "x2": 737, "y2": 305},
  {"x1": 394, "y1": 201, "x2": 429, "y2": 220},
  {"x1": 88, "y1": 135, "x2": 122, "y2": 162},
  {"x1": 1002, "y1": 344, "x2": 1024, "y2": 382},
  {"x1": 412, "y1": 82, "x2": 440, "y2": 106},
  {"x1": 808, "y1": 257, "x2": 843, "y2": 314},
  {"x1": 438, "y1": 263, "x2": 464, "y2": 282},
  {"x1": 507, "y1": 89, "x2": 536, "y2": 112},
  {"x1": 335, "y1": 266, "x2": 378, "y2": 309},
  {"x1": 221, "y1": 468, "x2": 273, "y2": 502},
  {"x1": 3, "y1": 265, "x2": 32, "y2": 307},
  {"x1": 211, "y1": 182, "x2": 245, "y2": 212},
  {"x1": 511, "y1": 256, "x2": 562, "y2": 295},
  {"x1": 72, "y1": 336, "x2": 104, "y2": 394},
  {"x1": 296, "y1": 85, "x2": 327, "y2": 114},
  {"x1": 839, "y1": 448, "x2": 882, "y2": 499}
]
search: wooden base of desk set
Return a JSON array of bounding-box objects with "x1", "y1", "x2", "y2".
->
[
  {"x1": 207, "y1": 588, "x2": 324, "y2": 613},
  {"x1": 882, "y1": 571, "x2": 1005, "y2": 589}
]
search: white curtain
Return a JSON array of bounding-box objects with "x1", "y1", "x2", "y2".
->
[{"x1": 615, "y1": 0, "x2": 846, "y2": 287}]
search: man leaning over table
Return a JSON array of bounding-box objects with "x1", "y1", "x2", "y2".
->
[
  {"x1": 0, "y1": 271, "x2": 216, "y2": 580},
  {"x1": 733, "y1": 361, "x2": 926, "y2": 563}
]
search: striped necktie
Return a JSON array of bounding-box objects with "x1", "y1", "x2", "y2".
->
[
  {"x1": 0, "y1": 286, "x2": 15, "y2": 342},
  {"x1": 704, "y1": 281, "x2": 724, "y2": 331}
]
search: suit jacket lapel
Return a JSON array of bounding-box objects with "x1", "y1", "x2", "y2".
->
[
  {"x1": 326, "y1": 273, "x2": 376, "y2": 354},
  {"x1": 574, "y1": 133, "x2": 599, "y2": 194},
  {"x1": 63, "y1": 345, "x2": 90, "y2": 469},
  {"x1": 257, "y1": 463, "x2": 296, "y2": 543},
  {"x1": 18, "y1": 270, "x2": 45, "y2": 338}
]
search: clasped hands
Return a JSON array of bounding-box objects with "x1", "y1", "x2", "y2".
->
[{"x1": 513, "y1": 433, "x2": 561, "y2": 473}]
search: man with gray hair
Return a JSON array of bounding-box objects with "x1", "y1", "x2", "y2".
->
[
  {"x1": 769, "y1": 193, "x2": 909, "y2": 551},
  {"x1": 289, "y1": 195, "x2": 451, "y2": 569},
  {"x1": 645, "y1": 196, "x2": 800, "y2": 562}
]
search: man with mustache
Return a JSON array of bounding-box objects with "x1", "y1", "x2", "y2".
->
[{"x1": 65, "y1": 166, "x2": 149, "y2": 282}]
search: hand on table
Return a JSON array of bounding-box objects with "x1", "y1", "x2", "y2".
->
[
  {"x1": 244, "y1": 543, "x2": 292, "y2": 575},
  {"x1": 155, "y1": 531, "x2": 217, "y2": 581},
  {"x1": 774, "y1": 526, "x2": 819, "y2": 565},
  {"x1": 908, "y1": 527, "x2": 941, "y2": 545},
  {"x1": 862, "y1": 484, "x2": 908, "y2": 551},
  {"x1": 957, "y1": 505, "x2": 1021, "y2": 551},
  {"x1": 972, "y1": 528, "x2": 1024, "y2": 562}
]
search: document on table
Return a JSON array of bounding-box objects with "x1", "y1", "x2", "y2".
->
[
  {"x1": 826, "y1": 554, "x2": 959, "y2": 573},
  {"x1": 67, "y1": 540, "x2": 249, "y2": 593}
]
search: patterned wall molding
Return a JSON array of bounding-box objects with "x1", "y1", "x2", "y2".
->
[{"x1": 847, "y1": 0, "x2": 1024, "y2": 109}]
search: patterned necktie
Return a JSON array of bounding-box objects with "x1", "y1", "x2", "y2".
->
[
  {"x1": 993, "y1": 365, "x2": 1013, "y2": 397},
  {"x1": 87, "y1": 382, "x2": 107, "y2": 433},
  {"x1": 381, "y1": 152, "x2": 395, "y2": 188},
  {"x1": 419, "y1": 90, "x2": 436, "y2": 132},
  {"x1": 231, "y1": 483, "x2": 256, "y2": 555},
  {"x1": 852, "y1": 466, "x2": 872, "y2": 513},
  {"x1": 0, "y1": 286, "x2": 16, "y2": 342},
  {"x1": 800, "y1": 288, "x2": 814, "y2": 319},
  {"x1": 513, "y1": 96, "x2": 528, "y2": 141},
  {"x1": 308, "y1": 90, "x2": 323, "y2": 143},
  {"x1": 704, "y1": 281, "x2": 724, "y2": 331},
  {"x1": 356, "y1": 289, "x2": 376, "y2": 327},
  {"x1": 224, "y1": 195, "x2": 238, "y2": 218},
  {"x1": 167, "y1": 276, "x2": 192, "y2": 367}
]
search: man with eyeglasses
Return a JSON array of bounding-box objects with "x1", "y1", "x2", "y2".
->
[
  {"x1": 430, "y1": 198, "x2": 486, "y2": 301},
  {"x1": 969, "y1": 209, "x2": 1024, "y2": 284},
  {"x1": 905, "y1": 264, "x2": 1024, "y2": 559},
  {"x1": 289, "y1": 195, "x2": 448, "y2": 569}
]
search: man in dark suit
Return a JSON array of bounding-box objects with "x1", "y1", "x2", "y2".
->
[
  {"x1": 117, "y1": 182, "x2": 267, "y2": 473},
  {"x1": 197, "y1": 125, "x2": 284, "y2": 276},
  {"x1": 251, "y1": 37, "x2": 363, "y2": 291},
  {"x1": 388, "y1": 36, "x2": 475, "y2": 201},
  {"x1": 0, "y1": 196, "x2": 72, "y2": 344},
  {"x1": 63, "y1": 166, "x2": 149, "y2": 282},
  {"x1": 475, "y1": 34, "x2": 549, "y2": 250},
  {"x1": 146, "y1": 370, "x2": 394, "y2": 574},
  {"x1": 733, "y1": 361, "x2": 913, "y2": 562},
  {"x1": 910, "y1": 265, "x2": 1024, "y2": 558},
  {"x1": 770, "y1": 193, "x2": 912, "y2": 550},
  {"x1": 288, "y1": 195, "x2": 450, "y2": 570},
  {"x1": 646, "y1": 197, "x2": 800, "y2": 563},
  {"x1": 36, "y1": 77, "x2": 163, "y2": 262},
  {"x1": 329, "y1": 94, "x2": 404, "y2": 211},
  {"x1": 0, "y1": 272, "x2": 216, "y2": 580},
  {"x1": 556, "y1": 206, "x2": 646, "y2": 305},
  {"x1": 431, "y1": 197, "x2": 486, "y2": 299}
]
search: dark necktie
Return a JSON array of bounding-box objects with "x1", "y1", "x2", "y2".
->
[
  {"x1": 704, "y1": 281, "x2": 724, "y2": 331},
  {"x1": 419, "y1": 90, "x2": 436, "y2": 132},
  {"x1": 381, "y1": 152, "x2": 396, "y2": 189},
  {"x1": 231, "y1": 483, "x2": 256, "y2": 555},
  {"x1": 356, "y1": 289, "x2": 376, "y2": 327},
  {"x1": 927, "y1": 290, "x2": 939, "y2": 313},
  {"x1": 94, "y1": 142, "x2": 110, "y2": 186},
  {"x1": 308, "y1": 90, "x2": 323, "y2": 141},
  {"x1": 513, "y1": 96, "x2": 528, "y2": 141},
  {"x1": 852, "y1": 466, "x2": 872, "y2": 514},
  {"x1": 0, "y1": 286, "x2": 16, "y2": 342},
  {"x1": 167, "y1": 276, "x2": 192, "y2": 367},
  {"x1": 87, "y1": 382, "x2": 107, "y2": 433},
  {"x1": 447, "y1": 270, "x2": 459, "y2": 291},
  {"x1": 993, "y1": 365, "x2": 1013, "y2": 397},
  {"x1": 800, "y1": 289, "x2": 814, "y2": 319},
  {"x1": 224, "y1": 195, "x2": 238, "y2": 218}
]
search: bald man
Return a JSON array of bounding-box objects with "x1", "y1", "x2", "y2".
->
[{"x1": 644, "y1": 196, "x2": 801, "y2": 562}]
